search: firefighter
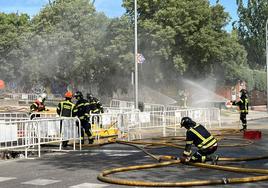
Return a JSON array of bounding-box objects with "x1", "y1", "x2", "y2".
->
[
  {"x1": 74, "y1": 91, "x2": 94, "y2": 144},
  {"x1": 180, "y1": 117, "x2": 218, "y2": 164},
  {"x1": 57, "y1": 91, "x2": 77, "y2": 147},
  {"x1": 30, "y1": 93, "x2": 48, "y2": 119},
  {"x1": 232, "y1": 89, "x2": 249, "y2": 131},
  {"x1": 86, "y1": 93, "x2": 104, "y2": 125}
]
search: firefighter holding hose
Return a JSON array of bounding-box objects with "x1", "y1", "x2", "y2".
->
[
  {"x1": 180, "y1": 117, "x2": 219, "y2": 164},
  {"x1": 231, "y1": 89, "x2": 249, "y2": 131}
]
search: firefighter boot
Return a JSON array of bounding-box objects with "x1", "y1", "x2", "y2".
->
[
  {"x1": 62, "y1": 141, "x2": 68, "y2": 148},
  {"x1": 88, "y1": 138, "x2": 94, "y2": 144},
  {"x1": 81, "y1": 139, "x2": 84, "y2": 145},
  {"x1": 207, "y1": 154, "x2": 219, "y2": 165},
  {"x1": 240, "y1": 124, "x2": 247, "y2": 132}
]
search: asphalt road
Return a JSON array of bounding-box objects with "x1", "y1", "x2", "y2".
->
[{"x1": 1, "y1": 118, "x2": 268, "y2": 188}]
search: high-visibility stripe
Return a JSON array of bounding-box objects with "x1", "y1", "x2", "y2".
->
[
  {"x1": 190, "y1": 127, "x2": 217, "y2": 149},
  {"x1": 189, "y1": 128, "x2": 205, "y2": 141},
  {"x1": 201, "y1": 156, "x2": 206, "y2": 162},
  {"x1": 186, "y1": 141, "x2": 193, "y2": 144},
  {"x1": 183, "y1": 150, "x2": 191, "y2": 156},
  {"x1": 202, "y1": 139, "x2": 217, "y2": 149},
  {"x1": 197, "y1": 135, "x2": 213, "y2": 148}
]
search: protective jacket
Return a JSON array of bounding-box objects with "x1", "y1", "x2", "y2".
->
[
  {"x1": 30, "y1": 100, "x2": 46, "y2": 112},
  {"x1": 232, "y1": 95, "x2": 249, "y2": 114},
  {"x1": 57, "y1": 100, "x2": 76, "y2": 117},
  {"x1": 75, "y1": 98, "x2": 90, "y2": 120},
  {"x1": 89, "y1": 97, "x2": 104, "y2": 114},
  {"x1": 183, "y1": 124, "x2": 217, "y2": 156}
]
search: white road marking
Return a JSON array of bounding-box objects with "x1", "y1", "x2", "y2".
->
[
  {"x1": 21, "y1": 178, "x2": 61, "y2": 185},
  {"x1": 0, "y1": 177, "x2": 16, "y2": 182},
  {"x1": 84, "y1": 149, "x2": 140, "y2": 153},
  {"x1": 69, "y1": 183, "x2": 109, "y2": 188}
]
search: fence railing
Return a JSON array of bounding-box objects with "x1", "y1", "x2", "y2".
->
[
  {"x1": 89, "y1": 108, "x2": 221, "y2": 141},
  {"x1": 0, "y1": 117, "x2": 81, "y2": 158},
  {"x1": 0, "y1": 108, "x2": 220, "y2": 156},
  {"x1": 0, "y1": 112, "x2": 29, "y2": 122}
]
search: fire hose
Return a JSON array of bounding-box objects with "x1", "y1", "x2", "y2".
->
[{"x1": 97, "y1": 132, "x2": 268, "y2": 187}]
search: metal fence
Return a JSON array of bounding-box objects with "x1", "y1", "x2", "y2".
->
[
  {"x1": 89, "y1": 108, "x2": 221, "y2": 141},
  {"x1": 0, "y1": 107, "x2": 220, "y2": 156},
  {"x1": 0, "y1": 112, "x2": 29, "y2": 122},
  {"x1": 109, "y1": 99, "x2": 165, "y2": 111},
  {"x1": 0, "y1": 117, "x2": 81, "y2": 158}
]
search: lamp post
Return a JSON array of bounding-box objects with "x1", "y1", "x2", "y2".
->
[
  {"x1": 134, "y1": 0, "x2": 138, "y2": 109},
  {"x1": 266, "y1": 19, "x2": 268, "y2": 112}
]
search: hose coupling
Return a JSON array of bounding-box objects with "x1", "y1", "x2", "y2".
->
[{"x1": 222, "y1": 177, "x2": 228, "y2": 184}]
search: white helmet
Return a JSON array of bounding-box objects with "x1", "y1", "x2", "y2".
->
[
  {"x1": 37, "y1": 97, "x2": 43, "y2": 103},
  {"x1": 40, "y1": 93, "x2": 47, "y2": 100}
]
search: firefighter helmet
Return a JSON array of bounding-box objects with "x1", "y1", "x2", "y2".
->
[
  {"x1": 240, "y1": 89, "x2": 247, "y2": 95},
  {"x1": 64, "y1": 91, "x2": 73, "y2": 98},
  {"x1": 74, "y1": 91, "x2": 83, "y2": 99},
  {"x1": 40, "y1": 93, "x2": 47, "y2": 100},
  {"x1": 86, "y1": 93, "x2": 93, "y2": 100},
  {"x1": 181, "y1": 117, "x2": 195, "y2": 128}
]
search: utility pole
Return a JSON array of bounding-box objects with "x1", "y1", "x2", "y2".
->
[
  {"x1": 266, "y1": 19, "x2": 268, "y2": 112},
  {"x1": 134, "y1": 0, "x2": 138, "y2": 109}
]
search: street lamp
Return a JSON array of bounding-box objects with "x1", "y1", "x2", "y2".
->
[
  {"x1": 266, "y1": 19, "x2": 268, "y2": 112},
  {"x1": 134, "y1": 0, "x2": 138, "y2": 109}
]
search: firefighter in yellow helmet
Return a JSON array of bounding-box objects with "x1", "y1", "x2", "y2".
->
[
  {"x1": 57, "y1": 91, "x2": 77, "y2": 147},
  {"x1": 180, "y1": 117, "x2": 218, "y2": 164}
]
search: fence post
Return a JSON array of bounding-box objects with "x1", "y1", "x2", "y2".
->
[
  {"x1": 163, "y1": 111, "x2": 166, "y2": 137},
  {"x1": 37, "y1": 122, "x2": 41, "y2": 157}
]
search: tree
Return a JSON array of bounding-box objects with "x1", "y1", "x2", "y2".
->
[
  {"x1": 0, "y1": 12, "x2": 30, "y2": 85},
  {"x1": 122, "y1": 0, "x2": 247, "y2": 86},
  {"x1": 235, "y1": 0, "x2": 268, "y2": 69},
  {"x1": 21, "y1": 0, "x2": 110, "y2": 93}
]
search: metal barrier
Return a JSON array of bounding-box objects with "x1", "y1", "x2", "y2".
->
[
  {"x1": 4, "y1": 93, "x2": 62, "y2": 100},
  {"x1": 0, "y1": 107, "x2": 220, "y2": 156},
  {"x1": 90, "y1": 113, "x2": 120, "y2": 142},
  {"x1": 30, "y1": 112, "x2": 57, "y2": 119},
  {"x1": 109, "y1": 99, "x2": 165, "y2": 112},
  {"x1": 0, "y1": 117, "x2": 81, "y2": 158},
  {"x1": 117, "y1": 108, "x2": 221, "y2": 140},
  {"x1": 0, "y1": 112, "x2": 29, "y2": 122}
]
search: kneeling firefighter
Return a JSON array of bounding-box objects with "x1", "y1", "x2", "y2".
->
[{"x1": 180, "y1": 117, "x2": 218, "y2": 164}]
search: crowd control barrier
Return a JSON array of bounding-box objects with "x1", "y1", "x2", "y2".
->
[
  {"x1": 89, "y1": 108, "x2": 221, "y2": 141},
  {"x1": 0, "y1": 117, "x2": 81, "y2": 158},
  {"x1": 0, "y1": 112, "x2": 29, "y2": 122}
]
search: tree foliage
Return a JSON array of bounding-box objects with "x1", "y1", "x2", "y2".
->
[
  {"x1": 235, "y1": 0, "x2": 268, "y2": 69},
  {"x1": 0, "y1": 0, "x2": 265, "y2": 99},
  {"x1": 122, "y1": 0, "x2": 248, "y2": 86},
  {"x1": 0, "y1": 13, "x2": 30, "y2": 82}
]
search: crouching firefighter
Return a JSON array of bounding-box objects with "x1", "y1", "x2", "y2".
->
[
  {"x1": 74, "y1": 91, "x2": 94, "y2": 144},
  {"x1": 180, "y1": 117, "x2": 218, "y2": 164}
]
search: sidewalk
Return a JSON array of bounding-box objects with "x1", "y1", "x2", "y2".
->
[{"x1": 220, "y1": 108, "x2": 268, "y2": 129}]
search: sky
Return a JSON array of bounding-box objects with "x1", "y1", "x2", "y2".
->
[{"x1": 0, "y1": 0, "x2": 238, "y2": 31}]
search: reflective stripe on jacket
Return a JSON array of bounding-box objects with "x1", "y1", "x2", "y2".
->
[
  {"x1": 57, "y1": 100, "x2": 76, "y2": 117},
  {"x1": 183, "y1": 124, "x2": 217, "y2": 156}
]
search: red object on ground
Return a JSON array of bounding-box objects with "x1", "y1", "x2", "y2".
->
[
  {"x1": 243, "y1": 130, "x2": 262, "y2": 139},
  {"x1": 0, "y1": 80, "x2": 5, "y2": 89}
]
